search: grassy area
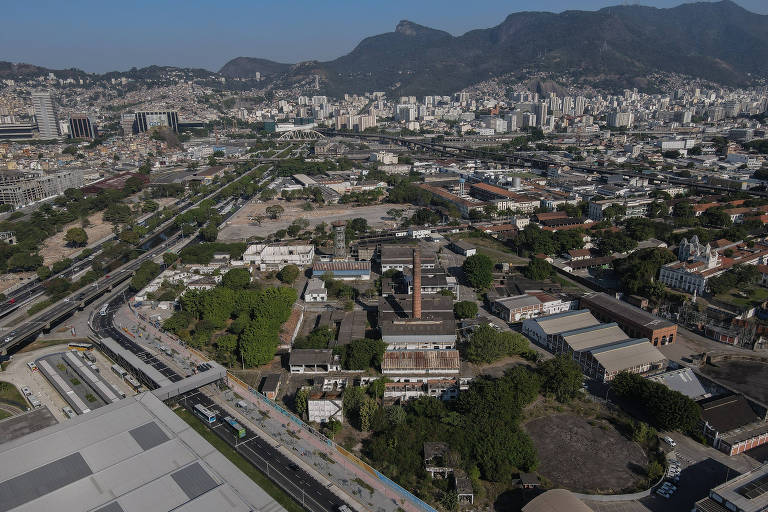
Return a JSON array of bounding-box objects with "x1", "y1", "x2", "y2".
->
[
  {"x1": 0, "y1": 409, "x2": 11, "y2": 420},
  {"x1": 715, "y1": 287, "x2": 768, "y2": 308},
  {"x1": 0, "y1": 381, "x2": 26, "y2": 408},
  {"x1": 449, "y1": 231, "x2": 526, "y2": 265},
  {"x1": 175, "y1": 408, "x2": 305, "y2": 512}
]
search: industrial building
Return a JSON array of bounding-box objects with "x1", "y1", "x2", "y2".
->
[
  {"x1": 312, "y1": 260, "x2": 371, "y2": 280},
  {"x1": 381, "y1": 350, "x2": 461, "y2": 375},
  {"x1": 699, "y1": 394, "x2": 768, "y2": 456},
  {"x1": 521, "y1": 309, "x2": 601, "y2": 349},
  {"x1": 242, "y1": 243, "x2": 314, "y2": 271},
  {"x1": 580, "y1": 292, "x2": 677, "y2": 346},
  {"x1": 695, "y1": 463, "x2": 768, "y2": 512},
  {"x1": 380, "y1": 245, "x2": 436, "y2": 272},
  {"x1": 288, "y1": 349, "x2": 340, "y2": 374},
  {"x1": 0, "y1": 392, "x2": 286, "y2": 512}
]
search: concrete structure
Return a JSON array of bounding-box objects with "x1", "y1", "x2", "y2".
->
[
  {"x1": 332, "y1": 220, "x2": 346, "y2": 259},
  {"x1": 588, "y1": 197, "x2": 654, "y2": 221},
  {"x1": 580, "y1": 292, "x2": 677, "y2": 346},
  {"x1": 68, "y1": 114, "x2": 96, "y2": 139},
  {"x1": 449, "y1": 240, "x2": 476, "y2": 257},
  {"x1": 379, "y1": 295, "x2": 457, "y2": 350},
  {"x1": 695, "y1": 463, "x2": 768, "y2": 512},
  {"x1": 134, "y1": 111, "x2": 179, "y2": 133},
  {"x1": 32, "y1": 91, "x2": 59, "y2": 139},
  {"x1": 288, "y1": 349, "x2": 340, "y2": 374},
  {"x1": 0, "y1": 169, "x2": 83, "y2": 209},
  {"x1": 491, "y1": 292, "x2": 571, "y2": 323},
  {"x1": 307, "y1": 391, "x2": 343, "y2": 423},
  {"x1": 303, "y1": 278, "x2": 328, "y2": 302},
  {"x1": 0, "y1": 392, "x2": 287, "y2": 512},
  {"x1": 259, "y1": 373, "x2": 281, "y2": 400},
  {"x1": 380, "y1": 245, "x2": 437, "y2": 272},
  {"x1": 242, "y1": 243, "x2": 314, "y2": 271}
]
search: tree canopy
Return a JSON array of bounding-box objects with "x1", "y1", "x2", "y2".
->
[
  {"x1": 462, "y1": 254, "x2": 494, "y2": 289},
  {"x1": 465, "y1": 325, "x2": 532, "y2": 364}
]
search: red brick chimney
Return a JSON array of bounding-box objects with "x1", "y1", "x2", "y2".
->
[{"x1": 413, "y1": 248, "x2": 422, "y2": 319}]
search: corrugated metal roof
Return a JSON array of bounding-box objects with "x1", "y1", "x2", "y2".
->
[
  {"x1": 529, "y1": 310, "x2": 600, "y2": 335},
  {"x1": 382, "y1": 350, "x2": 460, "y2": 371},
  {"x1": 561, "y1": 323, "x2": 627, "y2": 351},
  {"x1": 590, "y1": 339, "x2": 666, "y2": 372}
]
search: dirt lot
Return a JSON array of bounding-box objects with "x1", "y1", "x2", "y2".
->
[
  {"x1": 0, "y1": 272, "x2": 33, "y2": 295},
  {"x1": 218, "y1": 199, "x2": 410, "y2": 240},
  {"x1": 700, "y1": 360, "x2": 768, "y2": 405},
  {"x1": 524, "y1": 414, "x2": 648, "y2": 494}
]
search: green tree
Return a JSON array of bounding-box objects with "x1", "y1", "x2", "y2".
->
[
  {"x1": 465, "y1": 325, "x2": 530, "y2": 364},
  {"x1": 341, "y1": 338, "x2": 386, "y2": 370},
  {"x1": 277, "y1": 264, "x2": 300, "y2": 284},
  {"x1": 201, "y1": 223, "x2": 218, "y2": 242},
  {"x1": 462, "y1": 254, "x2": 494, "y2": 289},
  {"x1": 215, "y1": 334, "x2": 238, "y2": 365},
  {"x1": 453, "y1": 301, "x2": 478, "y2": 319},
  {"x1": 326, "y1": 419, "x2": 343, "y2": 439},
  {"x1": 163, "y1": 252, "x2": 178, "y2": 266},
  {"x1": 295, "y1": 387, "x2": 310, "y2": 416},
  {"x1": 265, "y1": 205, "x2": 284, "y2": 219},
  {"x1": 522, "y1": 258, "x2": 554, "y2": 280},
  {"x1": 36, "y1": 266, "x2": 52, "y2": 280},
  {"x1": 64, "y1": 227, "x2": 88, "y2": 246},
  {"x1": 222, "y1": 268, "x2": 251, "y2": 289},
  {"x1": 538, "y1": 354, "x2": 583, "y2": 402}
]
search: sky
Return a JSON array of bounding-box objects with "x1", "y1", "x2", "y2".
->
[{"x1": 2, "y1": 0, "x2": 765, "y2": 73}]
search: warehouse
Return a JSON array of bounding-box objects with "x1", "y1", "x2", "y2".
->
[
  {"x1": 379, "y1": 295, "x2": 457, "y2": 350},
  {"x1": 380, "y1": 245, "x2": 436, "y2": 272},
  {"x1": 382, "y1": 350, "x2": 461, "y2": 375},
  {"x1": 0, "y1": 392, "x2": 286, "y2": 512},
  {"x1": 312, "y1": 260, "x2": 371, "y2": 280},
  {"x1": 521, "y1": 309, "x2": 601, "y2": 349},
  {"x1": 580, "y1": 292, "x2": 677, "y2": 346},
  {"x1": 700, "y1": 394, "x2": 768, "y2": 456}
]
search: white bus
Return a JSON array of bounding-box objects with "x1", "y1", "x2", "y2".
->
[
  {"x1": 111, "y1": 364, "x2": 127, "y2": 378},
  {"x1": 194, "y1": 404, "x2": 216, "y2": 424}
]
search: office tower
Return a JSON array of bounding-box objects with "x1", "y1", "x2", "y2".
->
[
  {"x1": 32, "y1": 91, "x2": 59, "y2": 139},
  {"x1": 134, "y1": 111, "x2": 179, "y2": 133},
  {"x1": 120, "y1": 113, "x2": 137, "y2": 136},
  {"x1": 68, "y1": 114, "x2": 96, "y2": 139}
]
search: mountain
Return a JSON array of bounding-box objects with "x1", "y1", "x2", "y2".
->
[
  {"x1": 220, "y1": 0, "x2": 768, "y2": 95},
  {"x1": 219, "y1": 57, "x2": 291, "y2": 79}
]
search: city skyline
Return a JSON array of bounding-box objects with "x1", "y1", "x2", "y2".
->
[{"x1": 2, "y1": 0, "x2": 766, "y2": 74}]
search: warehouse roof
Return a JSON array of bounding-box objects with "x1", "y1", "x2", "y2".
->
[
  {"x1": 0, "y1": 392, "x2": 285, "y2": 512},
  {"x1": 527, "y1": 310, "x2": 600, "y2": 335},
  {"x1": 380, "y1": 245, "x2": 436, "y2": 265},
  {"x1": 561, "y1": 323, "x2": 628, "y2": 352},
  {"x1": 289, "y1": 349, "x2": 336, "y2": 366},
  {"x1": 581, "y1": 292, "x2": 675, "y2": 330},
  {"x1": 700, "y1": 394, "x2": 760, "y2": 434},
  {"x1": 313, "y1": 261, "x2": 371, "y2": 273},
  {"x1": 590, "y1": 338, "x2": 666, "y2": 373},
  {"x1": 647, "y1": 368, "x2": 708, "y2": 399},
  {"x1": 382, "y1": 350, "x2": 460, "y2": 373}
]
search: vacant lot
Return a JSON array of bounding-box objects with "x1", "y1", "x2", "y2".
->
[
  {"x1": 219, "y1": 200, "x2": 408, "y2": 240},
  {"x1": 525, "y1": 414, "x2": 648, "y2": 494},
  {"x1": 700, "y1": 359, "x2": 768, "y2": 405}
]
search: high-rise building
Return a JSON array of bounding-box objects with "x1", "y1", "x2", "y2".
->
[
  {"x1": 68, "y1": 114, "x2": 96, "y2": 139},
  {"x1": 534, "y1": 102, "x2": 548, "y2": 127},
  {"x1": 134, "y1": 111, "x2": 179, "y2": 133},
  {"x1": 574, "y1": 96, "x2": 587, "y2": 116},
  {"x1": 32, "y1": 91, "x2": 59, "y2": 139}
]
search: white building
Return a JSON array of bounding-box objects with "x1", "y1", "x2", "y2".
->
[
  {"x1": 303, "y1": 278, "x2": 327, "y2": 302},
  {"x1": 242, "y1": 243, "x2": 314, "y2": 271},
  {"x1": 308, "y1": 392, "x2": 343, "y2": 423}
]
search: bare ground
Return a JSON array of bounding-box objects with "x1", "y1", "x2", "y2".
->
[{"x1": 524, "y1": 414, "x2": 648, "y2": 494}]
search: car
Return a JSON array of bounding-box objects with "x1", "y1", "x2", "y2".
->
[
  {"x1": 656, "y1": 490, "x2": 671, "y2": 499},
  {"x1": 663, "y1": 436, "x2": 677, "y2": 447},
  {"x1": 21, "y1": 386, "x2": 31, "y2": 396},
  {"x1": 26, "y1": 362, "x2": 38, "y2": 372}
]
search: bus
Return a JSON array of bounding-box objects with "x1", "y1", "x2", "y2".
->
[
  {"x1": 223, "y1": 416, "x2": 246, "y2": 439},
  {"x1": 111, "y1": 364, "x2": 128, "y2": 378},
  {"x1": 194, "y1": 404, "x2": 216, "y2": 424},
  {"x1": 68, "y1": 342, "x2": 93, "y2": 351}
]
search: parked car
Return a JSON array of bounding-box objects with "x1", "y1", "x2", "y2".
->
[
  {"x1": 663, "y1": 436, "x2": 677, "y2": 447},
  {"x1": 656, "y1": 489, "x2": 671, "y2": 499},
  {"x1": 26, "y1": 361, "x2": 38, "y2": 372},
  {"x1": 21, "y1": 386, "x2": 31, "y2": 396}
]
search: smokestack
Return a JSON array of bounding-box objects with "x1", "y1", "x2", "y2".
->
[{"x1": 413, "y1": 248, "x2": 422, "y2": 319}]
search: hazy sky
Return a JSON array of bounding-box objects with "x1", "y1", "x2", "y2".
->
[{"x1": 3, "y1": 0, "x2": 765, "y2": 73}]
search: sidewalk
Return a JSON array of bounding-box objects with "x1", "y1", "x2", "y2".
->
[{"x1": 113, "y1": 303, "x2": 424, "y2": 512}]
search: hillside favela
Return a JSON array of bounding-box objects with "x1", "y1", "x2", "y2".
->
[{"x1": 3, "y1": 1, "x2": 768, "y2": 511}]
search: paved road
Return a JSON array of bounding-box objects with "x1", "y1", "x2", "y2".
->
[{"x1": 179, "y1": 389, "x2": 346, "y2": 512}]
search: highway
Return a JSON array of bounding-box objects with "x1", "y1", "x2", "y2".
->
[{"x1": 0, "y1": 231, "x2": 183, "y2": 355}]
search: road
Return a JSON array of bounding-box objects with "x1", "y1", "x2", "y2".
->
[{"x1": 178, "y1": 389, "x2": 346, "y2": 512}]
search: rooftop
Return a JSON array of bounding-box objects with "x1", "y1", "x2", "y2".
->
[
  {"x1": 700, "y1": 394, "x2": 761, "y2": 434},
  {"x1": 382, "y1": 350, "x2": 460, "y2": 373},
  {"x1": 700, "y1": 463, "x2": 768, "y2": 512},
  {"x1": 590, "y1": 338, "x2": 666, "y2": 373},
  {"x1": 647, "y1": 368, "x2": 708, "y2": 399},
  {"x1": 581, "y1": 292, "x2": 675, "y2": 330},
  {"x1": 561, "y1": 323, "x2": 628, "y2": 352},
  {"x1": 527, "y1": 310, "x2": 601, "y2": 335},
  {"x1": 289, "y1": 349, "x2": 336, "y2": 367},
  {"x1": 0, "y1": 392, "x2": 285, "y2": 512}
]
